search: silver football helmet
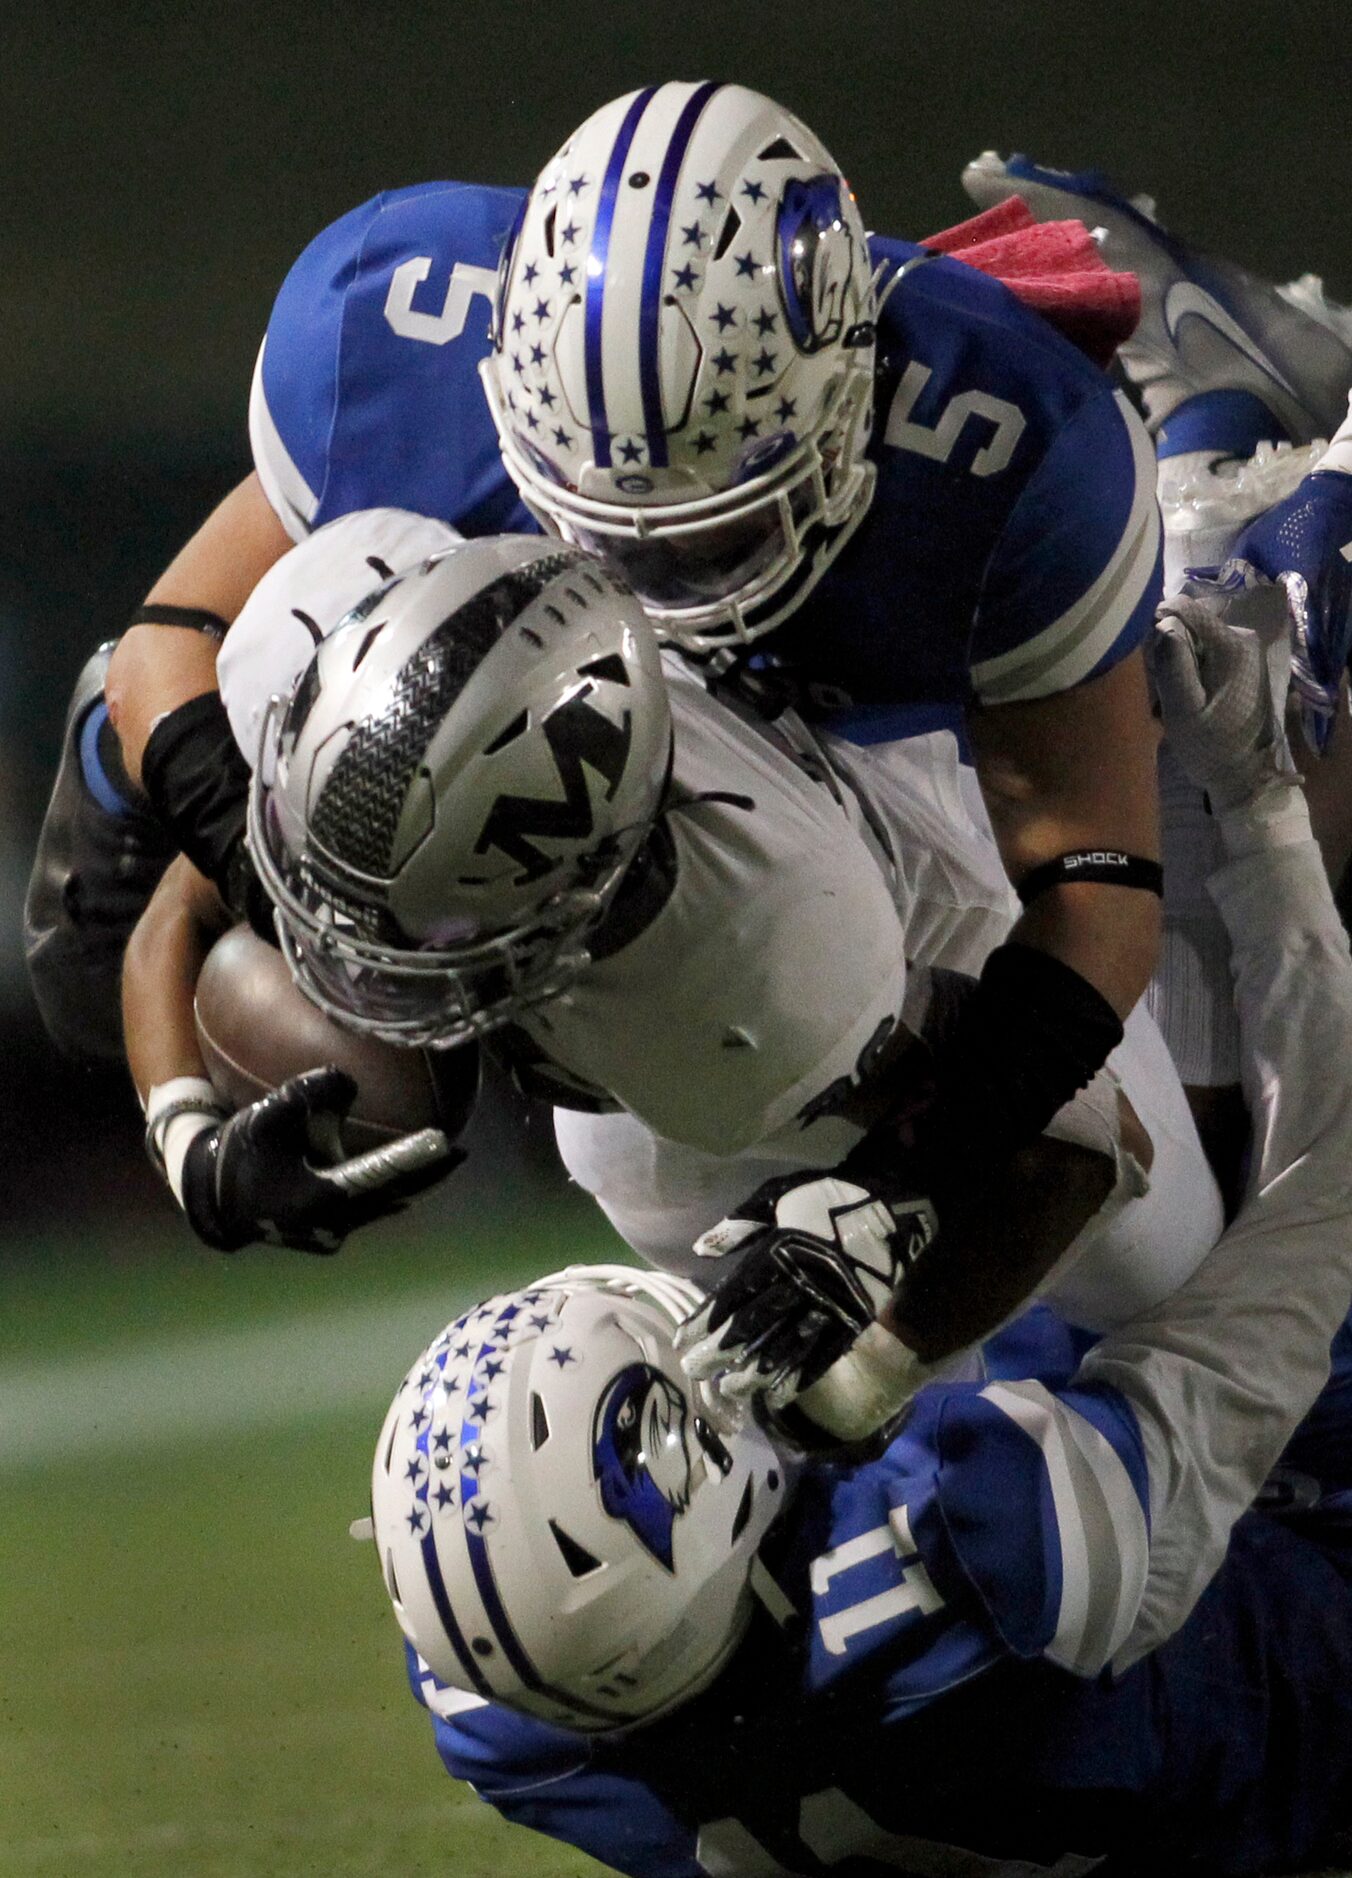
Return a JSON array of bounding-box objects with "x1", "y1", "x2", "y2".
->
[
  {"x1": 482, "y1": 82, "x2": 878, "y2": 650},
  {"x1": 248, "y1": 535, "x2": 673, "y2": 1047},
  {"x1": 372, "y1": 1265, "x2": 786, "y2": 1731}
]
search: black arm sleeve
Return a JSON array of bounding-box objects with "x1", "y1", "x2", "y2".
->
[
  {"x1": 846, "y1": 941, "x2": 1124, "y2": 1194},
  {"x1": 140, "y1": 692, "x2": 265, "y2": 924}
]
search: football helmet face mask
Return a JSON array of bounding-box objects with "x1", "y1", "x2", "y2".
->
[
  {"x1": 248, "y1": 535, "x2": 673, "y2": 1048},
  {"x1": 372, "y1": 1265, "x2": 786, "y2": 1731},
  {"x1": 482, "y1": 82, "x2": 878, "y2": 649}
]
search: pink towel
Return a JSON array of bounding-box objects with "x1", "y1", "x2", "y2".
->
[{"x1": 919, "y1": 197, "x2": 1141, "y2": 369}]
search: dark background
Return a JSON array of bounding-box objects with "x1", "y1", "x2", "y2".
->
[{"x1": 3, "y1": 0, "x2": 1349, "y2": 1230}]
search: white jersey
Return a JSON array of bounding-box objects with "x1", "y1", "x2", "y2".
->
[{"x1": 220, "y1": 510, "x2": 1222, "y2": 1335}]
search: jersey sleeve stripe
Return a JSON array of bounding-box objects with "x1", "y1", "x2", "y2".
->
[
  {"x1": 248, "y1": 339, "x2": 319, "y2": 542},
  {"x1": 971, "y1": 393, "x2": 1160, "y2": 704},
  {"x1": 980, "y1": 1380, "x2": 1149, "y2": 1673}
]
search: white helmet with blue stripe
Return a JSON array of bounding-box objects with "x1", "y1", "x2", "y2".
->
[
  {"x1": 371, "y1": 1265, "x2": 786, "y2": 1731},
  {"x1": 481, "y1": 82, "x2": 878, "y2": 650}
]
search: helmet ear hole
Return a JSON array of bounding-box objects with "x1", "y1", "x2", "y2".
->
[
  {"x1": 530, "y1": 1391, "x2": 551, "y2": 1450},
  {"x1": 713, "y1": 205, "x2": 741, "y2": 261}
]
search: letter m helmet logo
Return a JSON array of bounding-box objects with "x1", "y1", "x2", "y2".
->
[{"x1": 475, "y1": 692, "x2": 634, "y2": 882}]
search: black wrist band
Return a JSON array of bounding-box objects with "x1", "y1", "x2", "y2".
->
[
  {"x1": 141, "y1": 691, "x2": 252, "y2": 900},
  {"x1": 1016, "y1": 850, "x2": 1163, "y2": 907},
  {"x1": 129, "y1": 604, "x2": 229, "y2": 639}
]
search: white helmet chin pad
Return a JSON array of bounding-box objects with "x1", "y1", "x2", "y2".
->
[
  {"x1": 371, "y1": 1265, "x2": 787, "y2": 1732},
  {"x1": 483, "y1": 82, "x2": 879, "y2": 649}
]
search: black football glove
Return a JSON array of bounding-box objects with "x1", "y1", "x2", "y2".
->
[
  {"x1": 180, "y1": 1065, "x2": 461, "y2": 1254},
  {"x1": 673, "y1": 1172, "x2": 936, "y2": 1414}
]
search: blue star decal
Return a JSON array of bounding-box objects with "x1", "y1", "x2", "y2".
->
[
  {"x1": 433, "y1": 1482, "x2": 456, "y2": 1511},
  {"x1": 711, "y1": 303, "x2": 736, "y2": 331},
  {"x1": 454, "y1": 1342, "x2": 473, "y2": 1361},
  {"x1": 520, "y1": 1292, "x2": 545, "y2": 1306},
  {"x1": 694, "y1": 179, "x2": 721, "y2": 205},
  {"x1": 672, "y1": 262, "x2": 699, "y2": 292},
  {"x1": 681, "y1": 221, "x2": 705, "y2": 249},
  {"x1": 538, "y1": 384, "x2": 556, "y2": 409},
  {"x1": 741, "y1": 178, "x2": 766, "y2": 204},
  {"x1": 467, "y1": 1501, "x2": 496, "y2": 1532},
  {"x1": 560, "y1": 221, "x2": 579, "y2": 245},
  {"x1": 712, "y1": 349, "x2": 737, "y2": 376},
  {"x1": 406, "y1": 1506, "x2": 426, "y2": 1534},
  {"x1": 775, "y1": 396, "x2": 798, "y2": 423},
  {"x1": 734, "y1": 251, "x2": 759, "y2": 279},
  {"x1": 417, "y1": 1369, "x2": 435, "y2": 1391},
  {"x1": 737, "y1": 416, "x2": 761, "y2": 441},
  {"x1": 533, "y1": 299, "x2": 551, "y2": 323},
  {"x1": 753, "y1": 307, "x2": 778, "y2": 336},
  {"x1": 404, "y1": 1457, "x2": 424, "y2": 1484},
  {"x1": 705, "y1": 388, "x2": 731, "y2": 416},
  {"x1": 510, "y1": 352, "x2": 523, "y2": 377},
  {"x1": 523, "y1": 261, "x2": 539, "y2": 286},
  {"x1": 529, "y1": 343, "x2": 545, "y2": 365},
  {"x1": 753, "y1": 348, "x2": 777, "y2": 376},
  {"x1": 548, "y1": 1345, "x2": 577, "y2": 1368},
  {"x1": 410, "y1": 1405, "x2": 429, "y2": 1431},
  {"x1": 496, "y1": 1305, "x2": 521, "y2": 1324},
  {"x1": 461, "y1": 1444, "x2": 486, "y2": 1473},
  {"x1": 441, "y1": 1375, "x2": 460, "y2": 1397},
  {"x1": 524, "y1": 408, "x2": 539, "y2": 431},
  {"x1": 693, "y1": 431, "x2": 716, "y2": 454},
  {"x1": 567, "y1": 175, "x2": 588, "y2": 195},
  {"x1": 432, "y1": 1427, "x2": 453, "y2": 1454},
  {"x1": 618, "y1": 439, "x2": 644, "y2": 463},
  {"x1": 553, "y1": 427, "x2": 573, "y2": 448},
  {"x1": 558, "y1": 261, "x2": 577, "y2": 286},
  {"x1": 529, "y1": 1312, "x2": 552, "y2": 1331},
  {"x1": 482, "y1": 1358, "x2": 505, "y2": 1381},
  {"x1": 468, "y1": 1396, "x2": 495, "y2": 1423}
]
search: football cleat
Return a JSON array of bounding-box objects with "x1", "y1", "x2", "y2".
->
[{"x1": 962, "y1": 153, "x2": 1352, "y2": 458}]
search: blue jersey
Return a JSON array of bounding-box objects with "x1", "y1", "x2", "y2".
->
[
  {"x1": 249, "y1": 185, "x2": 1161, "y2": 725},
  {"x1": 425, "y1": 1308, "x2": 1352, "y2": 1877}
]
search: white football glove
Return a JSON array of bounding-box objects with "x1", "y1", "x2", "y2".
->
[
  {"x1": 1149, "y1": 569, "x2": 1299, "y2": 817},
  {"x1": 673, "y1": 1172, "x2": 936, "y2": 1442}
]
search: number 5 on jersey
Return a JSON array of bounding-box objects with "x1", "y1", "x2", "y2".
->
[{"x1": 384, "y1": 258, "x2": 497, "y2": 346}]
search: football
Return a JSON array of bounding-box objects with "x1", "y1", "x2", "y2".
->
[{"x1": 194, "y1": 925, "x2": 478, "y2": 1154}]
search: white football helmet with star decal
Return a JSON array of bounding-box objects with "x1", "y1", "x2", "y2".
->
[
  {"x1": 481, "y1": 82, "x2": 878, "y2": 649},
  {"x1": 371, "y1": 1265, "x2": 785, "y2": 1731}
]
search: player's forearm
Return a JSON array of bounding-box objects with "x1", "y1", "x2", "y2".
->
[
  {"x1": 885, "y1": 1134, "x2": 1115, "y2": 1360},
  {"x1": 105, "y1": 471, "x2": 292, "y2": 786},
  {"x1": 971, "y1": 651, "x2": 1163, "y2": 1021},
  {"x1": 1082, "y1": 809, "x2": 1352, "y2": 1664},
  {"x1": 123, "y1": 855, "x2": 231, "y2": 1104}
]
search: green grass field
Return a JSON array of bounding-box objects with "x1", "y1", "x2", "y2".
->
[{"x1": 0, "y1": 1194, "x2": 628, "y2": 1878}]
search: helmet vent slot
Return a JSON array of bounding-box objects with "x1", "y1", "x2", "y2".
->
[
  {"x1": 713, "y1": 205, "x2": 741, "y2": 261},
  {"x1": 365, "y1": 555, "x2": 396, "y2": 581},
  {"x1": 730, "y1": 1476, "x2": 754, "y2": 1544},
  {"x1": 757, "y1": 137, "x2": 803, "y2": 161},
  {"x1": 384, "y1": 1548, "x2": 401, "y2": 1604},
  {"x1": 383, "y1": 1418, "x2": 400, "y2": 1474},
  {"x1": 530, "y1": 1390, "x2": 551, "y2": 1449},
  {"x1": 483, "y1": 710, "x2": 529, "y2": 755},
  {"x1": 352, "y1": 624, "x2": 386, "y2": 671},
  {"x1": 543, "y1": 205, "x2": 557, "y2": 258},
  {"x1": 578, "y1": 654, "x2": 630, "y2": 686},
  {"x1": 549, "y1": 1518, "x2": 603, "y2": 1578}
]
